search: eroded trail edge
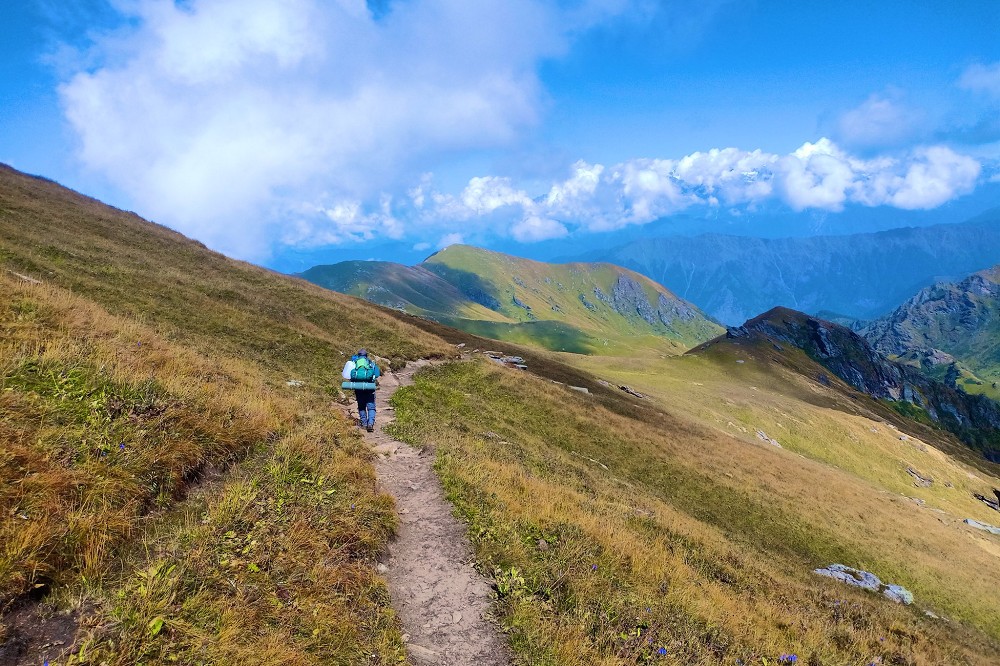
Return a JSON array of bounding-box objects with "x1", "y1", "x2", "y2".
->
[{"x1": 365, "y1": 359, "x2": 512, "y2": 666}]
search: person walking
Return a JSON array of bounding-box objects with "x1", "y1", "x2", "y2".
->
[{"x1": 343, "y1": 348, "x2": 381, "y2": 432}]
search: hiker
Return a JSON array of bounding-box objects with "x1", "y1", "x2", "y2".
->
[{"x1": 343, "y1": 348, "x2": 381, "y2": 432}]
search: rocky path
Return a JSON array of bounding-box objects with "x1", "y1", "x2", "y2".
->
[{"x1": 360, "y1": 360, "x2": 512, "y2": 666}]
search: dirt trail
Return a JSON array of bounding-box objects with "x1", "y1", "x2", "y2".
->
[{"x1": 359, "y1": 359, "x2": 512, "y2": 666}]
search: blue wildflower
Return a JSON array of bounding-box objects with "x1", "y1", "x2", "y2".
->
[
  {"x1": 591, "y1": 564, "x2": 598, "y2": 571},
  {"x1": 657, "y1": 647, "x2": 667, "y2": 656},
  {"x1": 119, "y1": 443, "x2": 126, "y2": 450}
]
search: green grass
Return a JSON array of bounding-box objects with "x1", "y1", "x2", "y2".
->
[{"x1": 301, "y1": 243, "x2": 724, "y2": 355}]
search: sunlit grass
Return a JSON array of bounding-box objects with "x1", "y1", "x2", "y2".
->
[
  {"x1": 0, "y1": 165, "x2": 454, "y2": 664},
  {"x1": 389, "y1": 359, "x2": 1000, "y2": 664}
]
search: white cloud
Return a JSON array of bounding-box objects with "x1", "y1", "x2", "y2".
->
[
  {"x1": 59, "y1": 0, "x2": 636, "y2": 259},
  {"x1": 835, "y1": 92, "x2": 922, "y2": 149},
  {"x1": 959, "y1": 62, "x2": 1000, "y2": 98},
  {"x1": 510, "y1": 215, "x2": 568, "y2": 242},
  {"x1": 885, "y1": 146, "x2": 981, "y2": 209},
  {"x1": 438, "y1": 232, "x2": 464, "y2": 248},
  {"x1": 402, "y1": 139, "x2": 983, "y2": 241}
]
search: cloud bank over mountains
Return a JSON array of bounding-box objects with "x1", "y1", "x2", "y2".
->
[
  {"x1": 375, "y1": 139, "x2": 981, "y2": 245},
  {"x1": 57, "y1": 0, "x2": 995, "y2": 259}
]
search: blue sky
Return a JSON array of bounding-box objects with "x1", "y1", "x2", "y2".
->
[{"x1": 2, "y1": 0, "x2": 999, "y2": 268}]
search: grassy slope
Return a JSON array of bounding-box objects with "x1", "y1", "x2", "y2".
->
[
  {"x1": 424, "y1": 245, "x2": 722, "y2": 354},
  {"x1": 300, "y1": 260, "x2": 509, "y2": 323},
  {"x1": 388, "y1": 341, "x2": 1000, "y2": 664},
  {"x1": 302, "y1": 245, "x2": 723, "y2": 355},
  {"x1": 0, "y1": 165, "x2": 454, "y2": 664}
]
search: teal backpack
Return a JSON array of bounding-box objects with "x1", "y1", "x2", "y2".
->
[{"x1": 351, "y1": 356, "x2": 377, "y2": 381}]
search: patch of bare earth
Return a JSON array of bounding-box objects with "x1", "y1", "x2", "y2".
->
[
  {"x1": 0, "y1": 597, "x2": 87, "y2": 666},
  {"x1": 354, "y1": 360, "x2": 512, "y2": 666}
]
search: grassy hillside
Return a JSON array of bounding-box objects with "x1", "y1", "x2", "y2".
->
[
  {"x1": 387, "y1": 344, "x2": 1000, "y2": 664},
  {"x1": 861, "y1": 266, "x2": 1000, "y2": 401},
  {"x1": 6, "y1": 161, "x2": 1000, "y2": 665},
  {"x1": 302, "y1": 245, "x2": 723, "y2": 355},
  {"x1": 0, "y1": 164, "x2": 454, "y2": 664}
]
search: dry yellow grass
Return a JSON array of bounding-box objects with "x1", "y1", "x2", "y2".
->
[
  {"x1": 0, "y1": 160, "x2": 452, "y2": 663},
  {"x1": 0, "y1": 271, "x2": 411, "y2": 664},
  {"x1": 389, "y1": 357, "x2": 1000, "y2": 664}
]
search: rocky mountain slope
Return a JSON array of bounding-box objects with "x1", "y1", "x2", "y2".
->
[
  {"x1": 300, "y1": 245, "x2": 723, "y2": 354},
  {"x1": 580, "y1": 212, "x2": 1000, "y2": 324},
  {"x1": 717, "y1": 307, "x2": 1000, "y2": 461},
  {"x1": 859, "y1": 266, "x2": 1000, "y2": 398}
]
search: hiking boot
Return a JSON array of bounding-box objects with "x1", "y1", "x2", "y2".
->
[{"x1": 366, "y1": 423, "x2": 375, "y2": 432}]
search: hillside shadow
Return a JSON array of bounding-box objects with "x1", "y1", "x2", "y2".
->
[{"x1": 422, "y1": 264, "x2": 502, "y2": 311}]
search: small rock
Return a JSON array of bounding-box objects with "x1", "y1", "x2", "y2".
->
[
  {"x1": 736, "y1": 359, "x2": 745, "y2": 364},
  {"x1": 755, "y1": 429, "x2": 781, "y2": 448},
  {"x1": 286, "y1": 379, "x2": 304, "y2": 387},
  {"x1": 619, "y1": 385, "x2": 645, "y2": 398},
  {"x1": 407, "y1": 643, "x2": 439, "y2": 663},
  {"x1": 569, "y1": 386, "x2": 590, "y2": 394},
  {"x1": 814, "y1": 564, "x2": 913, "y2": 604},
  {"x1": 456, "y1": 343, "x2": 466, "y2": 348},
  {"x1": 883, "y1": 584, "x2": 914, "y2": 605},
  {"x1": 964, "y1": 518, "x2": 1000, "y2": 535},
  {"x1": 452, "y1": 612, "x2": 462, "y2": 624},
  {"x1": 906, "y1": 466, "x2": 933, "y2": 487},
  {"x1": 537, "y1": 539, "x2": 549, "y2": 551},
  {"x1": 376, "y1": 563, "x2": 389, "y2": 573}
]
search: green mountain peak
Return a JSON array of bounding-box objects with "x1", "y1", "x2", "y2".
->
[{"x1": 302, "y1": 245, "x2": 722, "y2": 355}]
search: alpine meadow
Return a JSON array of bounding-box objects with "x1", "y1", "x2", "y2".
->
[
  {"x1": 4, "y1": 2, "x2": 1000, "y2": 666},
  {"x1": 3, "y1": 160, "x2": 1000, "y2": 665}
]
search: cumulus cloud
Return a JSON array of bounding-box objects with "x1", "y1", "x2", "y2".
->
[
  {"x1": 405, "y1": 139, "x2": 982, "y2": 241},
  {"x1": 834, "y1": 92, "x2": 923, "y2": 150},
  {"x1": 959, "y1": 62, "x2": 1000, "y2": 98},
  {"x1": 59, "y1": 0, "x2": 636, "y2": 258}
]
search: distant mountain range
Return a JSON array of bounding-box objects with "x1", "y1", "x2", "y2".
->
[
  {"x1": 578, "y1": 211, "x2": 1000, "y2": 325},
  {"x1": 299, "y1": 245, "x2": 722, "y2": 354},
  {"x1": 859, "y1": 266, "x2": 1000, "y2": 401}
]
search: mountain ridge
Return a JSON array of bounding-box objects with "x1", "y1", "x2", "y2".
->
[
  {"x1": 300, "y1": 244, "x2": 723, "y2": 354},
  {"x1": 858, "y1": 265, "x2": 1000, "y2": 400},
  {"x1": 579, "y1": 211, "x2": 1000, "y2": 324}
]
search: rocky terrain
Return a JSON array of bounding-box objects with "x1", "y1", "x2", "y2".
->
[{"x1": 859, "y1": 266, "x2": 1000, "y2": 392}]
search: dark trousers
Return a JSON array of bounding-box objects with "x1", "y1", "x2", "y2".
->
[{"x1": 355, "y1": 389, "x2": 376, "y2": 426}]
